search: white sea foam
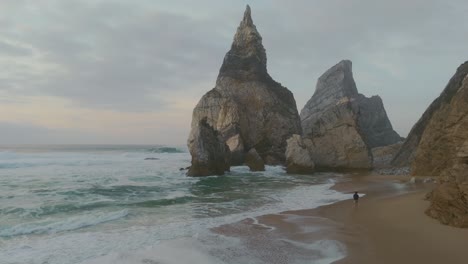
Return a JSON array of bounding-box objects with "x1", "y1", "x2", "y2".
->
[
  {"x1": 0, "y1": 181, "x2": 350, "y2": 264},
  {"x1": 280, "y1": 239, "x2": 347, "y2": 264},
  {"x1": 80, "y1": 235, "x2": 347, "y2": 264},
  {"x1": 0, "y1": 210, "x2": 128, "y2": 237},
  {"x1": 80, "y1": 238, "x2": 224, "y2": 264},
  {"x1": 0, "y1": 146, "x2": 352, "y2": 264}
]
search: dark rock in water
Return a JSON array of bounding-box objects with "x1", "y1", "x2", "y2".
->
[
  {"x1": 245, "y1": 148, "x2": 265, "y2": 171},
  {"x1": 179, "y1": 166, "x2": 191, "y2": 171},
  {"x1": 144, "y1": 157, "x2": 159, "y2": 160},
  {"x1": 285, "y1": 134, "x2": 315, "y2": 174},
  {"x1": 398, "y1": 61, "x2": 468, "y2": 227},
  {"x1": 299, "y1": 60, "x2": 401, "y2": 170},
  {"x1": 148, "y1": 147, "x2": 182, "y2": 153},
  {"x1": 187, "y1": 5, "x2": 301, "y2": 168},
  {"x1": 187, "y1": 118, "x2": 231, "y2": 177}
]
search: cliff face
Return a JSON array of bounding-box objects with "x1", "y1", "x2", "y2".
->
[
  {"x1": 299, "y1": 60, "x2": 401, "y2": 169},
  {"x1": 404, "y1": 62, "x2": 468, "y2": 227},
  {"x1": 188, "y1": 5, "x2": 301, "y2": 167},
  {"x1": 392, "y1": 62, "x2": 468, "y2": 168}
]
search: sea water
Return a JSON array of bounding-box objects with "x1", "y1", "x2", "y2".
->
[{"x1": 0, "y1": 145, "x2": 350, "y2": 264}]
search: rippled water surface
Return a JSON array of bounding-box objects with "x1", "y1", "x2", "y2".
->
[{"x1": 0, "y1": 145, "x2": 349, "y2": 264}]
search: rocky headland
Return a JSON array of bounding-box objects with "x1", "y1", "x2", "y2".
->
[
  {"x1": 187, "y1": 5, "x2": 301, "y2": 176},
  {"x1": 392, "y1": 62, "x2": 468, "y2": 227}
]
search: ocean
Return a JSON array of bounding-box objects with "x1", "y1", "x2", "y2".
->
[{"x1": 0, "y1": 145, "x2": 350, "y2": 264}]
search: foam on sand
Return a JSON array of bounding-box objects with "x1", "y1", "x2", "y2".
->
[
  {"x1": 81, "y1": 238, "x2": 224, "y2": 264},
  {"x1": 280, "y1": 239, "x2": 347, "y2": 264}
]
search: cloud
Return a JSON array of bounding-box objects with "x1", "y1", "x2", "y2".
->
[
  {"x1": 0, "y1": 121, "x2": 83, "y2": 144},
  {"x1": 251, "y1": 0, "x2": 468, "y2": 135},
  {"x1": 0, "y1": 0, "x2": 231, "y2": 111},
  {"x1": 0, "y1": 40, "x2": 32, "y2": 56},
  {"x1": 0, "y1": 119, "x2": 191, "y2": 145},
  {"x1": 1, "y1": 0, "x2": 467, "y2": 143},
  {"x1": 0, "y1": 94, "x2": 194, "y2": 145}
]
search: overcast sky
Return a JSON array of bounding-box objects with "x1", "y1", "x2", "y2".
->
[{"x1": 0, "y1": 0, "x2": 467, "y2": 145}]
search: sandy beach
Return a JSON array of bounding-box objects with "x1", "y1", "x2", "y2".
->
[
  {"x1": 327, "y1": 175, "x2": 468, "y2": 264},
  {"x1": 213, "y1": 174, "x2": 468, "y2": 264}
]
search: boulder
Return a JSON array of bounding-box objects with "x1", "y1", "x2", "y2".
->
[
  {"x1": 299, "y1": 60, "x2": 401, "y2": 170},
  {"x1": 426, "y1": 182, "x2": 468, "y2": 228},
  {"x1": 285, "y1": 135, "x2": 315, "y2": 174},
  {"x1": 187, "y1": 118, "x2": 231, "y2": 177},
  {"x1": 245, "y1": 148, "x2": 265, "y2": 171},
  {"x1": 187, "y1": 5, "x2": 301, "y2": 168}
]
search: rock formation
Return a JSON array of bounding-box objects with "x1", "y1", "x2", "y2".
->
[
  {"x1": 285, "y1": 135, "x2": 315, "y2": 174},
  {"x1": 188, "y1": 5, "x2": 301, "y2": 168},
  {"x1": 371, "y1": 142, "x2": 403, "y2": 169},
  {"x1": 397, "y1": 61, "x2": 468, "y2": 227},
  {"x1": 299, "y1": 60, "x2": 401, "y2": 170},
  {"x1": 187, "y1": 118, "x2": 231, "y2": 177},
  {"x1": 392, "y1": 62, "x2": 468, "y2": 169},
  {"x1": 245, "y1": 148, "x2": 265, "y2": 171}
]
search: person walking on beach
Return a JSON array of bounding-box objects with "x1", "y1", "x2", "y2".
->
[{"x1": 353, "y1": 191, "x2": 359, "y2": 207}]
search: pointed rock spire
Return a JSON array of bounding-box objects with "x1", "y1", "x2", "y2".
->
[
  {"x1": 315, "y1": 60, "x2": 358, "y2": 98},
  {"x1": 241, "y1": 5, "x2": 253, "y2": 27},
  {"x1": 234, "y1": 5, "x2": 257, "y2": 45},
  {"x1": 218, "y1": 5, "x2": 271, "y2": 82},
  {"x1": 298, "y1": 60, "x2": 401, "y2": 169},
  {"x1": 187, "y1": 5, "x2": 302, "y2": 172}
]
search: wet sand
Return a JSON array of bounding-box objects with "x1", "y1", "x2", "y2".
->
[
  {"x1": 213, "y1": 174, "x2": 468, "y2": 264},
  {"x1": 325, "y1": 175, "x2": 468, "y2": 264}
]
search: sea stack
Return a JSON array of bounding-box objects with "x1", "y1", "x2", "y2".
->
[
  {"x1": 298, "y1": 60, "x2": 401, "y2": 170},
  {"x1": 187, "y1": 5, "x2": 301, "y2": 173},
  {"x1": 395, "y1": 62, "x2": 468, "y2": 227}
]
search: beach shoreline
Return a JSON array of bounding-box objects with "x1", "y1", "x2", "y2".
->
[
  {"x1": 328, "y1": 176, "x2": 468, "y2": 264},
  {"x1": 212, "y1": 174, "x2": 468, "y2": 264}
]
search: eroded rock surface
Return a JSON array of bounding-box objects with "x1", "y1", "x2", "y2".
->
[
  {"x1": 299, "y1": 60, "x2": 401, "y2": 170},
  {"x1": 187, "y1": 118, "x2": 230, "y2": 177},
  {"x1": 426, "y1": 182, "x2": 468, "y2": 228},
  {"x1": 401, "y1": 62, "x2": 468, "y2": 227},
  {"x1": 188, "y1": 5, "x2": 301, "y2": 167},
  {"x1": 392, "y1": 63, "x2": 468, "y2": 168},
  {"x1": 285, "y1": 135, "x2": 315, "y2": 174}
]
